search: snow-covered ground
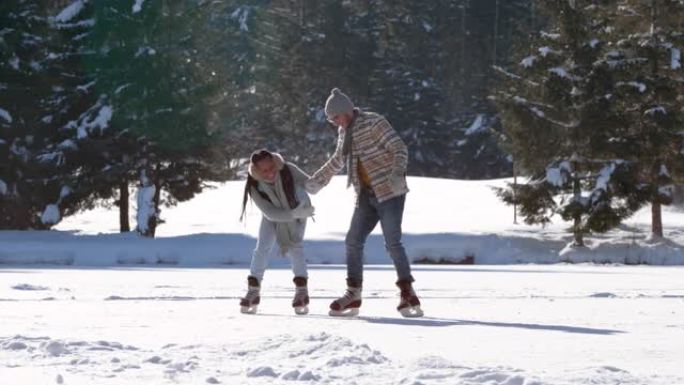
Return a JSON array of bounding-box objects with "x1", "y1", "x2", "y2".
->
[
  {"x1": 0, "y1": 176, "x2": 682, "y2": 266},
  {"x1": 1, "y1": 265, "x2": 683, "y2": 384},
  {"x1": 2, "y1": 176, "x2": 684, "y2": 384}
]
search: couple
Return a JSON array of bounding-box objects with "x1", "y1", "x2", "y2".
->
[{"x1": 239, "y1": 88, "x2": 423, "y2": 318}]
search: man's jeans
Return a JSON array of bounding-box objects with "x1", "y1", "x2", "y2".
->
[{"x1": 345, "y1": 189, "x2": 414, "y2": 283}]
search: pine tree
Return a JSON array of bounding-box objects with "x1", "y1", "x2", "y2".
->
[
  {"x1": 610, "y1": 0, "x2": 684, "y2": 239},
  {"x1": 85, "y1": 0, "x2": 227, "y2": 237},
  {"x1": 0, "y1": 0, "x2": 99, "y2": 229},
  {"x1": 492, "y1": 0, "x2": 647, "y2": 246}
]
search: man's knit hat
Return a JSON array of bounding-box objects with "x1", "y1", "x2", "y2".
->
[{"x1": 324, "y1": 88, "x2": 354, "y2": 120}]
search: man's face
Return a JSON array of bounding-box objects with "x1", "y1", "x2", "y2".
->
[
  {"x1": 328, "y1": 111, "x2": 353, "y2": 129},
  {"x1": 255, "y1": 158, "x2": 277, "y2": 183}
]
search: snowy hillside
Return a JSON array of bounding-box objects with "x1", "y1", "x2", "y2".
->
[
  {"x1": 0, "y1": 176, "x2": 684, "y2": 266},
  {"x1": 1, "y1": 176, "x2": 682, "y2": 265}
]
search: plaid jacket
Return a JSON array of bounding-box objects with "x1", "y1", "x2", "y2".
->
[{"x1": 308, "y1": 109, "x2": 409, "y2": 203}]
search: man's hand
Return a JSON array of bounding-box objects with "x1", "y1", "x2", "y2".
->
[{"x1": 305, "y1": 179, "x2": 324, "y2": 194}]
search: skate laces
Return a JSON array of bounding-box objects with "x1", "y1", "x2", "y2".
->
[
  {"x1": 295, "y1": 286, "x2": 308, "y2": 296},
  {"x1": 245, "y1": 287, "x2": 259, "y2": 299},
  {"x1": 343, "y1": 288, "x2": 360, "y2": 300}
]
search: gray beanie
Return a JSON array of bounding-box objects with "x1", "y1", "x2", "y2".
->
[{"x1": 324, "y1": 88, "x2": 354, "y2": 120}]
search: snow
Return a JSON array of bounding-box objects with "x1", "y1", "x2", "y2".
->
[
  {"x1": 548, "y1": 67, "x2": 569, "y2": 78},
  {"x1": 659, "y1": 185, "x2": 674, "y2": 198},
  {"x1": 538, "y1": 46, "x2": 555, "y2": 57},
  {"x1": 0, "y1": 176, "x2": 655, "y2": 266},
  {"x1": 54, "y1": 1, "x2": 85, "y2": 23},
  {"x1": 231, "y1": 6, "x2": 251, "y2": 32},
  {"x1": 588, "y1": 38, "x2": 600, "y2": 48},
  {"x1": 671, "y1": 47, "x2": 681, "y2": 70},
  {"x1": 3, "y1": 177, "x2": 684, "y2": 383},
  {"x1": 41, "y1": 204, "x2": 61, "y2": 226},
  {"x1": 72, "y1": 104, "x2": 113, "y2": 139},
  {"x1": 594, "y1": 163, "x2": 616, "y2": 192},
  {"x1": 659, "y1": 164, "x2": 670, "y2": 178},
  {"x1": 132, "y1": 0, "x2": 145, "y2": 14},
  {"x1": 0, "y1": 179, "x2": 7, "y2": 195},
  {"x1": 0, "y1": 107, "x2": 12, "y2": 123},
  {"x1": 135, "y1": 47, "x2": 156, "y2": 57},
  {"x1": 136, "y1": 184, "x2": 156, "y2": 234},
  {"x1": 9, "y1": 56, "x2": 20, "y2": 70},
  {"x1": 617, "y1": 81, "x2": 647, "y2": 93},
  {"x1": 59, "y1": 186, "x2": 72, "y2": 200},
  {"x1": 540, "y1": 31, "x2": 561, "y2": 40},
  {"x1": 531, "y1": 106, "x2": 546, "y2": 118},
  {"x1": 57, "y1": 139, "x2": 78, "y2": 150},
  {"x1": 464, "y1": 114, "x2": 486, "y2": 136},
  {"x1": 520, "y1": 55, "x2": 536, "y2": 68},
  {"x1": 0, "y1": 266, "x2": 683, "y2": 384},
  {"x1": 645, "y1": 106, "x2": 666, "y2": 116},
  {"x1": 546, "y1": 161, "x2": 571, "y2": 187}
]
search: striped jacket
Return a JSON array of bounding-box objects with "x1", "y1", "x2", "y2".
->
[{"x1": 307, "y1": 109, "x2": 409, "y2": 203}]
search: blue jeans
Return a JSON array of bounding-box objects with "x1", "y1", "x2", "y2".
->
[{"x1": 345, "y1": 189, "x2": 414, "y2": 283}]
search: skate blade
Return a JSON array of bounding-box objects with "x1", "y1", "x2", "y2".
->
[
  {"x1": 240, "y1": 305, "x2": 258, "y2": 314},
  {"x1": 399, "y1": 306, "x2": 424, "y2": 318},
  {"x1": 293, "y1": 306, "x2": 309, "y2": 315},
  {"x1": 328, "y1": 308, "x2": 359, "y2": 317}
]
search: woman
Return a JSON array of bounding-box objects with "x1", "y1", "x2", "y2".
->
[{"x1": 239, "y1": 149, "x2": 315, "y2": 315}]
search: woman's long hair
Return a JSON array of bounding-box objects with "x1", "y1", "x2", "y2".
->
[{"x1": 240, "y1": 150, "x2": 272, "y2": 222}]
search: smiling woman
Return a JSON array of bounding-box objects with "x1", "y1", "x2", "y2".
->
[{"x1": 238, "y1": 149, "x2": 316, "y2": 315}]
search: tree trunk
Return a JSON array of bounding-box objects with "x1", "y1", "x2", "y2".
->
[
  {"x1": 492, "y1": 0, "x2": 499, "y2": 66},
  {"x1": 651, "y1": 199, "x2": 663, "y2": 238},
  {"x1": 136, "y1": 167, "x2": 157, "y2": 238},
  {"x1": 151, "y1": 163, "x2": 162, "y2": 238},
  {"x1": 512, "y1": 159, "x2": 518, "y2": 225},
  {"x1": 119, "y1": 181, "x2": 130, "y2": 232},
  {"x1": 572, "y1": 173, "x2": 584, "y2": 247}
]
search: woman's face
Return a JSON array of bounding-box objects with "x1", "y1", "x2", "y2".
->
[{"x1": 255, "y1": 158, "x2": 277, "y2": 183}]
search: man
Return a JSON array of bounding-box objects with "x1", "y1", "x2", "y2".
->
[{"x1": 306, "y1": 88, "x2": 423, "y2": 318}]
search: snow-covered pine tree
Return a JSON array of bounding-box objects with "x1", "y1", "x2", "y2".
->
[
  {"x1": 609, "y1": 0, "x2": 684, "y2": 239},
  {"x1": 0, "y1": 0, "x2": 99, "y2": 229},
  {"x1": 492, "y1": 0, "x2": 646, "y2": 247},
  {"x1": 85, "y1": 1, "x2": 226, "y2": 237}
]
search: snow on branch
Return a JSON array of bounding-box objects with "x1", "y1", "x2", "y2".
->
[
  {"x1": 539, "y1": 46, "x2": 562, "y2": 57},
  {"x1": 0, "y1": 107, "x2": 12, "y2": 123},
  {"x1": 54, "y1": 1, "x2": 85, "y2": 23},
  {"x1": 672, "y1": 47, "x2": 681, "y2": 70},
  {"x1": 520, "y1": 55, "x2": 537, "y2": 68},
  {"x1": 64, "y1": 99, "x2": 113, "y2": 139},
  {"x1": 616, "y1": 81, "x2": 647, "y2": 93},
  {"x1": 133, "y1": 0, "x2": 145, "y2": 14},
  {"x1": 645, "y1": 106, "x2": 667, "y2": 117},
  {"x1": 492, "y1": 66, "x2": 540, "y2": 87},
  {"x1": 546, "y1": 161, "x2": 572, "y2": 187},
  {"x1": 231, "y1": 6, "x2": 251, "y2": 32},
  {"x1": 540, "y1": 31, "x2": 561, "y2": 40}
]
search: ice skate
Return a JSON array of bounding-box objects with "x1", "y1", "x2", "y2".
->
[
  {"x1": 396, "y1": 280, "x2": 423, "y2": 318},
  {"x1": 240, "y1": 276, "x2": 260, "y2": 314},
  {"x1": 329, "y1": 279, "x2": 362, "y2": 317},
  {"x1": 292, "y1": 276, "x2": 309, "y2": 315}
]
